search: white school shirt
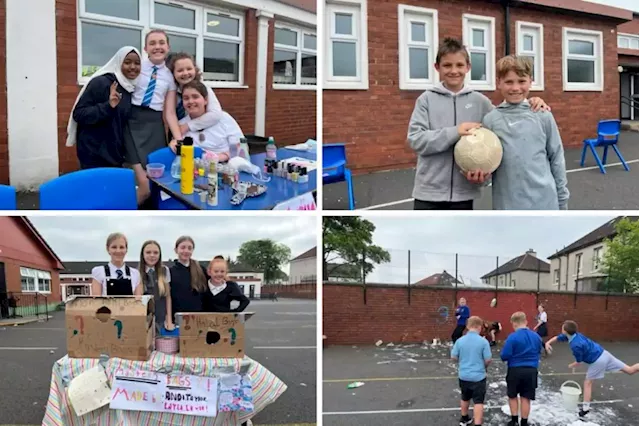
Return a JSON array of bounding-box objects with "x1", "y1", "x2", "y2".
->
[
  {"x1": 538, "y1": 312, "x2": 547, "y2": 323},
  {"x1": 180, "y1": 111, "x2": 243, "y2": 155},
  {"x1": 132, "y1": 58, "x2": 176, "y2": 112},
  {"x1": 91, "y1": 262, "x2": 141, "y2": 295},
  {"x1": 179, "y1": 85, "x2": 223, "y2": 131}
]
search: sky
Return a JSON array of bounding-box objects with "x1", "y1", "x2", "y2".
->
[
  {"x1": 355, "y1": 215, "x2": 624, "y2": 285},
  {"x1": 583, "y1": 0, "x2": 639, "y2": 12},
  {"x1": 28, "y1": 215, "x2": 318, "y2": 274}
]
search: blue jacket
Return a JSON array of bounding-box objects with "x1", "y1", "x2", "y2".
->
[
  {"x1": 500, "y1": 328, "x2": 542, "y2": 368},
  {"x1": 455, "y1": 305, "x2": 470, "y2": 326},
  {"x1": 557, "y1": 333, "x2": 604, "y2": 364}
]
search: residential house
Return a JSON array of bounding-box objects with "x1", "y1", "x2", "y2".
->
[
  {"x1": 0, "y1": 0, "x2": 316, "y2": 189},
  {"x1": 548, "y1": 216, "x2": 638, "y2": 292},
  {"x1": 414, "y1": 270, "x2": 461, "y2": 287},
  {"x1": 289, "y1": 246, "x2": 316, "y2": 284},
  {"x1": 481, "y1": 249, "x2": 550, "y2": 290},
  {"x1": 0, "y1": 217, "x2": 64, "y2": 318},
  {"x1": 618, "y1": 12, "x2": 638, "y2": 121},
  {"x1": 322, "y1": 0, "x2": 634, "y2": 173}
]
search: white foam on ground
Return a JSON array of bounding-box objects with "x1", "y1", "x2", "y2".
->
[{"x1": 489, "y1": 382, "x2": 500, "y2": 389}]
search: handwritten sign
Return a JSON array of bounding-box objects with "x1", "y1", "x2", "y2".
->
[
  {"x1": 110, "y1": 370, "x2": 218, "y2": 417},
  {"x1": 273, "y1": 192, "x2": 316, "y2": 211}
]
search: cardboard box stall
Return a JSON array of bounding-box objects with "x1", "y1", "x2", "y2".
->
[
  {"x1": 177, "y1": 312, "x2": 254, "y2": 358},
  {"x1": 66, "y1": 296, "x2": 155, "y2": 361}
]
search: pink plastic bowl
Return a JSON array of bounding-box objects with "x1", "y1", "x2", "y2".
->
[{"x1": 146, "y1": 163, "x2": 165, "y2": 178}]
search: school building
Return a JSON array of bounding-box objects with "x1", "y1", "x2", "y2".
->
[
  {"x1": 0, "y1": 217, "x2": 64, "y2": 319},
  {"x1": 322, "y1": 0, "x2": 638, "y2": 173},
  {"x1": 0, "y1": 0, "x2": 316, "y2": 189}
]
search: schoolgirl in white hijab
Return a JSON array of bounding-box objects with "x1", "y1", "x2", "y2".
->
[{"x1": 66, "y1": 46, "x2": 141, "y2": 169}]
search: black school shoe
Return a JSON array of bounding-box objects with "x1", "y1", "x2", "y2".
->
[
  {"x1": 507, "y1": 419, "x2": 519, "y2": 426},
  {"x1": 459, "y1": 416, "x2": 473, "y2": 425},
  {"x1": 579, "y1": 409, "x2": 590, "y2": 419}
]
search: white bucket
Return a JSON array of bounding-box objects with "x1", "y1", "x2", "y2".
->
[{"x1": 560, "y1": 380, "x2": 582, "y2": 411}]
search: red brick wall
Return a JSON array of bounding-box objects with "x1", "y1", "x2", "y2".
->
[
  {"x1": 0, "y1": 0, "x2": 7, "y2": 184},
  {"x1": 262, "y1": 283, "x2": 316, "y2": 299},
  {"x1": 618, "y1": 15, "x2": 639, "y2": 35},
  {"x1": 323, "y1": 284, "x2": 639, "y2": 345},
  {"x1": 323, "y1": 0, "x2": 623, "y2": 173}
]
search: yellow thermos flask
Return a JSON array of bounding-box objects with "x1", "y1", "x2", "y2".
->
[{"x1": 180, "y1": 137, "x2": 194, "y2": 194}]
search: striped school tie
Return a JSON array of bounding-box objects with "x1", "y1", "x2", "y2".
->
[
  {"x1": 141, "y1": 66, "x2": 159, "y2": 107},
  {"x1": 176, "y1": 95, "x2": 187, "y2": 120}
]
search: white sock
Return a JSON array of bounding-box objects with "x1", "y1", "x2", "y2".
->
[{"x1": 583, "y1": 402, "x2": 590, "y2": 411}]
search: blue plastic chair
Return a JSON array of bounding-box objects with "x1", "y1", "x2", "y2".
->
[
  {"x1": 147, "y1": 146, "x2": 203, "y2": 210},
  {"x1": 0, "y1": 184, "x2": 17, "y2": 209},
  {"x1": 39, "y1": 168, "x2": 137, "y2": 210},
  {"x1": 581, "y1": 119, "x2": 629, "y2": 174},
  {"x1": 323, "y1": 143, "x2": 355, "y2": 210}
]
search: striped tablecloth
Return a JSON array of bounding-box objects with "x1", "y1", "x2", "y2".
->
[{"x1": 43, "y1": 351, "x2": 287, "y2": 425}]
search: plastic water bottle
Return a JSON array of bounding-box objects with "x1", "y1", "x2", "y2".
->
[
  {"x1": 266, "y1": 136, "x2": 277, "y2": 160},
  {"x1": 171, "y1": 146, "x2": 181, "y2": 179},
  {"x1": 228, "y1": 136, "x2": 240, "y2": 158}
]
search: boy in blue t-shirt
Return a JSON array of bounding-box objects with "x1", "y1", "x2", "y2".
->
[
  {"x1": 452, "y1": 297, "x2": 470, "y2": 343},
  {"x1": 545, "y1": 320, "x2": 639, "y2": 419},
  {"x1": 452, "y1": 316, "x2": 492, "y2": 426},
  {"x1": 500, "y1": 312, "x2": 542, "y2": 426}
]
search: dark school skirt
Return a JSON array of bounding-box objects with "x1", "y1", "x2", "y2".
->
[
  {"x1": 537, "y1": 322, "x2": 548, "y2": 337},
  {"x1": 124, "y1": 105, "x2": 166, "y2": 167}
]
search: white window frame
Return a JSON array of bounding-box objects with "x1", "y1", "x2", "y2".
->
[
  {"x1": 499, "y1": 275, "x2": 504, "y2": 287},
  {"x1": 77, "y1": 0, "x2": 247, "y2": 88},
  {"x1": 273, "y1": 22, "x2": 317, "y2": 90},
  {"x1": 575, "y1": 253, "x2": 583, "y2": 277},
  {"x1": 554, "y1": 269, "x2": 560, "y2": 286},
  {"x1": 325, "y1": 0, "x2": 369, "y2": 90},
  {"x1": 618, "y1": 33, "x2": 639, "y2": 50},
  {"x1": 592, "y1": 246, "x2": 603, "y2": 272},
  {"x1": 20, "y1": 267, "x2": 51, "y2": 294},
  {"x1": 516, "y1": 21, "x2": 544, "y2": 91},
  {"x1": 462, "y1": 14, "x2": 495, "y2": 91},
  {"x1": 562, "y1": 27, "x2": 603, "y2": 92},
  {"x1": 397, "y1": 5, "x2": 438, "y2": 91}
]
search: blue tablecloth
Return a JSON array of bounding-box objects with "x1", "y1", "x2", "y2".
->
[{"x1": 150, "y1": 148, "x2": 317, "y2": 210}]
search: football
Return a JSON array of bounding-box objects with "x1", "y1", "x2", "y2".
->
[
  {"x1": 490, "y1": 298, "x2": 497, "y2": 307},
  {"x1": 454, "y1": 127, "x2": 503, "y2": 174}
]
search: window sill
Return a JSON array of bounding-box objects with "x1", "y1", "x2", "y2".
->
[
  {"x1": 324, "y1": 80, "x2": 369, "y2": 90},
  {"x1": 272, "y1": 84, "x2": 317, "y2": 91},
  {"x1": 529, "y1": 85, "x2": 545, "y2": 91},
  {"x1": 76, "y1": 80, "x2": 250, "y2": 90},
  {"x1": 563, "y1": 84, "x2": 603, "y2": 92},
  {"x1": 400, "y1": 81, "x2": 437, "y2": 91}
]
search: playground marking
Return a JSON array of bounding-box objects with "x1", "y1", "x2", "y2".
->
[
  {"x1": 322, "y1": 399, "x2": 628, "y2": 415},
  {"x1": 0, "y1": 347, "x2": 58, "y2": 350},
  {"x1": 253, "y1": 346, "x2": 316, "y2": 349},
  {"x1": 323, "y1": 371, "x2": 625, "y2": 383}
]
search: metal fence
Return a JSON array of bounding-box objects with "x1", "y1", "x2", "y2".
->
[{"x1": 0, "y1": 292, "x2": 50, "y2": 321}]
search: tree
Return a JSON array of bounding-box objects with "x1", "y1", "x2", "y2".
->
[
  {"x1": 602, "y1": 217, "x2": 639, "y2": 293},
  {"x1": 323, "y1": 217, "x2": 390, "y2": 281},
  {"x1": 237, "y1": 240, "x2": 291, "y2": 284}
]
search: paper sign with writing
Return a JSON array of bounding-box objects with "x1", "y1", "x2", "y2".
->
[
  {"x1": 110, "y1": 370, "x2": 218, "y2": 417},
  {"x1": 273, "y1": 192, "x2": 316, "y2": 211}
]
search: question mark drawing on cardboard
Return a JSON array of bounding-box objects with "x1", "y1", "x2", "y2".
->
[
  {"x1": 73, "y1": 316, "x2": 84, "y2": 335},
  {"x1": 113, "y1": 320, "x2": 123, "y2": 339},
  {"x1": 183, "y1": 315, "x2": 191, "y2": 331},
  {"x1": 228, "y1": 328, "x2": 237, "y2": 345}
]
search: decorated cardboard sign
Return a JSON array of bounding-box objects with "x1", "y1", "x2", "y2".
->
[{"x1": 177, "y1": 312, "x2": 254, "y2": 358}]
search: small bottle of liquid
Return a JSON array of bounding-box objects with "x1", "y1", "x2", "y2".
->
[
  {"x1": 272, "y1": 161, "x2": 279, "y2": 178},
  {"x1": 207, "y1": 169, "x2": 218, "y2": 207},
  {"x1": 228, "y1": 136, "x2": 240, "y2": 159},
  {"x1": 287, "y1": 164, "x2": 293, "y2": 180},
  {"x1": 266, "y1": 136, "x2": 277, "y2": 160},
  {"x1": 298, "y1": 167, "x2": 309, "y2": 183},
  {"x1": 239, "y1": 137, "x2": 248, "y2": 159},
  {"x1": 171, "y1": 144, "x2": 182, "y2": 179},
  {"x1": 292, "y1": 166, "x2": 299, "y2": 182}
]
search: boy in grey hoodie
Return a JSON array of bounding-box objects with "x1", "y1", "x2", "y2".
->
[
  {"x1": 477, "y1": 56, "x2": 569, "y2": 210},
  {"x1": 407, "y1": 39, "x2": 548, "y2": 210}
]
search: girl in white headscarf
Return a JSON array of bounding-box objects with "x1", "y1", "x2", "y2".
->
[{"x1": 66, "y1": 46, "x2": 141, "y2": 169}]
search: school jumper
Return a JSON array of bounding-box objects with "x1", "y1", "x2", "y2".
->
[
  {"x1": 73, "y1": 74, "x2": 132, "y2": 169},
  {"x1": 501, "y1": 328, "x2": 543, "y2": 400},
  {"x1": 125, "y1": 58, "x2": 176, "y2": 167},
  {"x1": 482, "y1": 101, "x2": 570, "y2": 210},
  {"x1": 202, "y1": 281, "x2": 250, "y2": 313},
  {"x1": 451, "y1": 305, "x2": 470, "y2": 343},
  {"x1": 169, "y1": 260, "x2": 208, "y2": 321},
  {"x1": 143, "y1": 265, "x2": 171, "y2": 333},
  {"x1": 407, "y1": 82, "x2": 494, "y2": 209},
  {"x1": 556, "y1": 333, "x2": 625, "y2": 380}
]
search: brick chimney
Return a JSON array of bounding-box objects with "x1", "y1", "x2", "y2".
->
[{"x1": 525, "y1": 249, "x2": 537, "y2": 258}]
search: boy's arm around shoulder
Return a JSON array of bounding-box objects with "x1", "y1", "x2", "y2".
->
[
  {"x1": 542, "y1": 111, "x2": 570, "y2": 210},
  {"x1": 407, "y1": 92, "x2": 459, "y2": 156}
]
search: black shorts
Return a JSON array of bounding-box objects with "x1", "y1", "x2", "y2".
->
[
  {"x1": 459, "y1": 378, "x2": 486, "y2": 404},
  {"x1": 506, "y1": 367, "x2": 538, "y2": 400}
]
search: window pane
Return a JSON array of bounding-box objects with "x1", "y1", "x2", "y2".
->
[
  {"x1": 301, "y1": 53, "x2": 316, "y2": 84},
  {"x1": 203, "y1": 40, "x2": 239, "y2": 81},
  {"x1": 169, "y1": 35, "x2": 197, "y2": 58},
  {"x1": 523, "y1": 34, "x2": 534, "y2": 51},
  {"x1": 472, "y1": 29, "x2": 484, "y2": 47},
  {"x1": 155, "y1": 2, "x2": 195, "y2": 29},
  {"x1": 86, "y1": 0, "x2": 139, "y2": 20},
  {"x1": 411, "y1": 22, "x2": 425, "y2": 42},
  {"x1": 275, "y1": 28, "x2": 297, "y2": 46},
  {"x1": 332, "y1": 41, "x2": 357, "y2": 76},
  {"x1": 206, "y1": 13, "x2": 239, "y2": 37},
  {"x1": 335, "y1": 13, "x2": 353, "y2": 35},
  {"x1": 618, "y1": 37, "x2": 628, "y2": 48},
  {"x1": 273, "y1": 49, "x2": 297, "y2": 84},
  {"x1": 470, "y1": 52, "x2": 486, "y2": 80},
  {"x1": 304, "y1": 34, "x2": 317, "y2": 50},
  {"x1": 568, "y1": 39, "x2": 594, "y2": 55},
  {"x1": 409, "y1": 47, "x2": 428, "y2": 79},
  {"x1": 631, "y1": 38, "x2": 639, "y2": 49},
  {"x1": 567, "y1": 59, "x2": 594, "y2": 83},
  {"x1": 82, "y1": 23, "x2": 141, "y2": 77}
]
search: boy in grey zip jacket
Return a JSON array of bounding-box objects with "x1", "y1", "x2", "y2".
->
[
  {"x1": 408, "y1": 38, "x2": 548, "y2": 210},
  {"x1": 481, "y1": 56, "x2": 569, "y2": 210}
]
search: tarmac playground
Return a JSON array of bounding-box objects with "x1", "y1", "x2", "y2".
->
[{"x1": 323, "y1": 341, "x2": 639, "y2": 426}]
